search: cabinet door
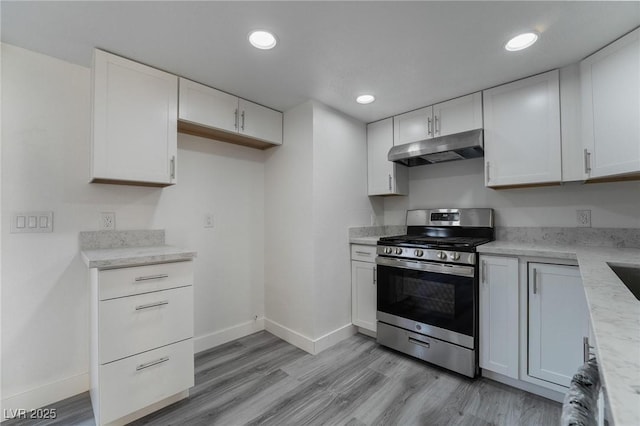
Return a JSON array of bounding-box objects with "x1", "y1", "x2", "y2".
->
[
  {"x1": 92, "y1": 50, "x2": 178, "y2": 185},
  {"x1": 238, "y1": 99, "x2": 283, "y2": 145},
  {"x1": 483, "y1": 70, "x2": 561, "y2": 187},
  {"x1": 433, "y1": 92, "x2": 483, "y2": 137},
  {"x1": 393, "y1": 106, "x2": 433, "y2": 144},
  {"x1": 367, "y1": 118, "x2": 408, "y2": 196},
  {"x1": 479, "y1": 256, "x2": 519, "y2": 379},
  {"x1": 352, "y1": 260, "x2": 377, "y2": 332},
  {"x1": 178, "y1": 78, "x2": 239, "y2": 134},
  {"x1": 528, "y1": 263, "x2": 589, "y2": 387},
  {"x1": 582, "y1": 28, "x2": 640, "y2": 178}
]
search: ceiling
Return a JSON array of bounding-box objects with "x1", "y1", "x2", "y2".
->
[{"x1": 2, "y1": 1, "x2": 639, "y2": 123}]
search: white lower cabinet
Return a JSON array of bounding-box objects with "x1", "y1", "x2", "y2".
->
[
  {"x1": 90, "y1": 261, "x2": 194, "y2": 425},
  {"x1": 351, "y1": 244, "x2": 377, "y2": 332},
  {"x1": 528, "y1": 263, "x2": 590, "y2": 387},
  {"x1": 479, "y1": 256, "x2": 519, "y2": 378},
  {"x1": 479, "y1": 255, "x2": 590, "y2": 399}
]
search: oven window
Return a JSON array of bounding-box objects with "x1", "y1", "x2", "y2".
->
[{"x1": 377, "y1": 264, "x2": 475, "y2": 336}]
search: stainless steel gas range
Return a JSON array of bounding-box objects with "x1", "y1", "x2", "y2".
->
[{"x1": 376, "y1": 208, "x2": 494, "y2": 378}]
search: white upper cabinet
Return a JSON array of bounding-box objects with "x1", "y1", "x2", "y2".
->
[
  {"x1": 238, "y1": 98, "x2": 283, "y2": 145},
  {"x1": 528, "y1": 263, "x2": 590, "y2": 388},
  {"x1": 581, "y1": 28, "x2": 640, "y2": 179},
  {"x1": 92, "y1": 50, "x2": 178, "y2": 186},
  {"x1": 392, "y1": 93, "x2": 482, "y2": 145},
  {"x1": 483, "y1": 70, "x2": 561, "y2": 187},
  {"x1": 433, "y1": 92, "x2": 483, "y2": 137},
  {"x1": 178, "y1": 78, "x2": 282, "y2": 148},
  {"x1": 393, "y1": 106, "x2": 433, "y2": 145},
  {"x1": 367, "y1": 118, "x2": 408, "y2": 196},
  {"x1": 178, "y1": 78, "x2": 238, "y2": 133}
]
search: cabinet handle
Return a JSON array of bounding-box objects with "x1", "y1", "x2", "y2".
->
[
  {"x1": 409, "y1": 337, "x2": 430, "y2": 349},
  {"x1": 170, "y1": 156, "x2": 176, "y2": 180},
  {"x1": 241, "y1": 110, "x2": 245, "y2": 131},
  {"x1": 583, "y1": 336, "x2": 595, "y2": 363},
  {"x1": 136, "y1": 356, "x2": 169, "y2": 371},
  {"x1": 584, "y1": 149, "x2": 592, "y2": 174},
  {"x1": 134, "y1": 274, "x2": 169, "y2": 282},
  {"x1": 485, "y1": 162, "x2": 491, "y2": 184},
  {"x1": 481, "y1": 260, "x2": 486, "y2": 283},
  {"x1": 532, "y1": 268, "x2": 538, "y2": 294},
  {"x1": 427, "y1": 116, "x2": 432, "y2": 136},
  {"x1": 135, "y1": 300, "x2": 169, "y2": 311},
  {"x1": 373, "y1": 266, "x2": 377, "y2": 285},
  {"x1": 234, "y1": 109, "x2": 239, "y2": 129},
  {"x1": 388, "y1": 174, "x2": 392, "y2": 191},
  {"x1": 434, "y1": 115, "x2": 440, "y2": 135},
  {"x1": 355, "y1": 251, "x2": 371, "y2": 256}
]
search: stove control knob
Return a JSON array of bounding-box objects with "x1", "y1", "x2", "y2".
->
[
  {"x1": 451, "y1": 252, "x2": 461, "y2": 261},
  {"x1": 384, "y1": 247, "x2": 392, "y2": 255},
  {"x1": 395, "y1": 248, "x2": 403, "y2": 255},
  {"x1": 437, "y1": 251, "x2": 447, "y2": 260},
  {"x1": 414, "y1": 249, "x2": 424, "y2": 257}
]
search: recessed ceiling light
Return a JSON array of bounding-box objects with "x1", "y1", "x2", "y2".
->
[
  {"x1": 505, "y1": 32, "x2": 539, "y2": 51},
  {"x1": 248, "y1": 30, "x2": 277, "y2": 50},
  {"x1": 356, "y1": 94, "x2": 375, "y2": 104}
]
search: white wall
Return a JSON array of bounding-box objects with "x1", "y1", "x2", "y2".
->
[
  {"x1": 264, "y1": 101, "x2": 315, "y2": 338},
  {"x1": 1, "y1": 44, "x2": 265, "y2": 411},
  {"x1": 311, "y1": 103, "x2": 379, "y2": 338},
  {"x1": 264, "y1": 101, "x2": 381, "y2": 349},
  {"x1": 384, "y1": 157, "x2": 640, "y2": 227}
]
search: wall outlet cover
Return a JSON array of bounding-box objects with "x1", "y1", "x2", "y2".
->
[
  {"x1": 576, "y1": 209, "x2": 592, "y2": 227},
  {"x1": 100, "y1": 212, "x2": 116, "y2": 230}
]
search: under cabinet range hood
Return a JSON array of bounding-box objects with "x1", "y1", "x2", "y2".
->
[{"x1": 388, "y1": 129, "x2": 484, "y2": 167}]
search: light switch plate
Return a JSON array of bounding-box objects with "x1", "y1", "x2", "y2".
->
[
  {"x1": 204, "y1": 213, "x2": 214, "y2": 228},
  {"x1": 11, "y1": 211, "x2": 53, "y2": 233}
]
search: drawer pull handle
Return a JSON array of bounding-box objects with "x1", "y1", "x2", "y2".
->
[
  {"x1": 135, "y1": 301, "x2": 169, "y2": 311},
  {"x1": 136, "y1": 356, "x2": 169, "y2": 371},
  {"x1": 355, "y1": 251, "x2": 371, "y2": 256},
  {"x1": 409, "y1": 337, "x2": 430, "y2": 349},
  {"x1": 134, "y1": 274, "x2": 168, "y2": 282}
]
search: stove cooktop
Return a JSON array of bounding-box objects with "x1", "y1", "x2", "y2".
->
[{"x1": 378, "y1": 235, "x2": 492, "y2": 250}]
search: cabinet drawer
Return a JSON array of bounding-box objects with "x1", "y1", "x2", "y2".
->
[
  {"x1": 351, "y1": 245, "x2": 377, "y2": 262},
  {"x1": 98, "y1": 261, "x2": 193, "y2": 300},
  {"x1": 99, "y1": 286, "x2": 193, "y2": 364},
  {"x1": 99, "y1": 339, "x2": 194, "y2": 425}
]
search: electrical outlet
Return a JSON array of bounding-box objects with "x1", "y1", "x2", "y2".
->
[
  {"x1": 100, "y1": 212, "x2": 116, "y2": 230},
  {"x1": 576, "y1": 209, "x2": 591, "y2": 227},
  {"x1": 204, "y1": 213, "x2": 214, "y2": 228}
]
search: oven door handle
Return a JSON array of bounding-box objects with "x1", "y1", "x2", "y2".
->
[{"x1": 375, "y1": 256, "x2": 474, "y2": 277}]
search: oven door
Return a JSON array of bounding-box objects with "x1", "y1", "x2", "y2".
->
[{"x1": 376, "y1": 256, "x2": 476, "y2": 349}]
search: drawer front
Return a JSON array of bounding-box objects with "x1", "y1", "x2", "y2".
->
[
  {"x1": 99, "y1": 339, "x2": 194, "y2": 425},
  {"x1": 351, "y1": 245, "x2": 377, "y2": 262},
  {"x1": 99, "y1": 286, "x2": 193, "y2": 364},
  {"x1": 99, "y1": 261, "x2": 193, "y2": 300}
]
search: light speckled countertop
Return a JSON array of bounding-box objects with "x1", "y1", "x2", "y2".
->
[
  {"x1": 81, "y1": 245, "x2": 197, "y2": 269},
  {"x1": 478, "y1": 241, "x2": 640, "y2": 426}
]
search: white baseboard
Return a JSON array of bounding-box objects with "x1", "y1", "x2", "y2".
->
[
  {"x1": 264, "y1": 319, "x2": 355, "y2": 355},
  {"x1": 313, "y1": 323, "x2": 357, "y2": 353},
  {"x1": 194, "y1": 318, "x2": 265, "y2": 353},
  {"x1": 356, "y1": 327, "x2": 376, "y2": 339},
  {"x1": 481, "y1": 369, "x2": 565, "y2": 403},
  {"x1": 2, "y1": 373, "x2": 89, "y2": 420}
]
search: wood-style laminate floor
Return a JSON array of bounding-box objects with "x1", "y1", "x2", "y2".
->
[{"x1": 3, "y1": 331, "x2": 561, "y2": 426}]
